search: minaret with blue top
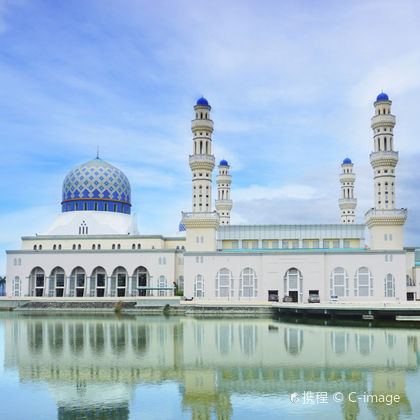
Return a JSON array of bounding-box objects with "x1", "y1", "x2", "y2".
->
[
  {"x1": 365, "y1": 92, "x2": 407, "y2": 250},
  {"x1": 339, "y1": 157, "x2": 357, "y2": 223},
  {"x1": 182, "y1": 97, "x2": 219, "y2": 252},
  {"x1": 189, "y1": 97, "x2": 215, "y2": 212},
  {"x1": 215, "y1": 159, "x2": 233, "y2": 224}
]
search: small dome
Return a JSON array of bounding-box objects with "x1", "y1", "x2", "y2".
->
[
  {"x1": 376, "y1": 92, "x2": 389, "y2": 102},
  {"x1": 219, "y1": 159, "x2": 228, "y2": 166},
  {"x1": 179, "y1": 220, "x2": 186, "y2": 232},
  {"x1": 343, "y1": 157, "x2": 352, "y2": 164},
  {"x1": 196, "y1": 97, "x2": 209, "y2": 106}
]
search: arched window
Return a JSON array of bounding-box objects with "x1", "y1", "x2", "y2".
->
[
  {"x1": 239, "y1": 268, "x2": 257, "y2": 298},
  {"x1": 77, "y1": 244, "x2": 81, "y2": 250},
  {"x1": 329, "y1": 267, "x2": 349, "y2": 297},
  {"x1": 384, "y1": 273, "x2": 395, "y2": 297},
  {"x1": 70, "y1": 267, "x2": 86, "y2": 297},
  {"x1": 354, "y1": 267, "x2": 373, "y2": 297},
  {"x1": 97, "y1": 244, "x2": 101, "y2": 250},
  {"x1": 39, "y1": 245, "x2": 42, "y2": 250},
  {"x1": 117, "y1": 244, "x2": 121, "y2": 250},
  {"x1": 133, "y1": 266, "x2": 149, "y2": 297},
  {"x1": 29, "y1": 267, "x2": 45, "y2": 297},
  {"x1": 72, "y1": 244, "x2": 76, "y2": 250},
  {"x1": 50, "y1": 267, "x2": 65, "y2": 297},
  {"x1": 215, "y1": 268, "x2": 234, "y2": 299},
  {"x1": 111, "y1": 266, "x2": 128, "y2": 297},
  {"x1": 58, "y1": 244, "x2": 62, "y2": 250},
  {"x1": 137, "y1": 243, "x2": 141, "y2": 249},
  {"x1": 92, "y1": 244, "x2": 96, "y2": 250},
  {"x1": 33, "y1": 245, "x2": 37, "y2": 250},
  {"x1": 91, "y1": 266, "x2": 106, "y2": 297},
  {"x1": 53, "y1": 244, "x2": 57, "y2": 250},
  {"x1": 112, "y1": 244, "x2": 115, "y2": 250},
  {"x1": 194, "y1": 274, "x2": 204, "y2": 298},
  {"x1": 284, "y1": 268, "x2": 303, "y2": 302},
  {"x1": 132, "y1": 244, "x2": 135, "y2": 249},
  {"x1": 158, "y1": 275, "x2": 167, "y2": 296}
]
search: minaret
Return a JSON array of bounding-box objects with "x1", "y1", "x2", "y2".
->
[
  {"x1": 182, "y1": 97, "x2": 219, "y2": 254},
  {"x1": 190, "y1": 97, "x2": 215, "y2": 212},
  {"x1": 215, "y1": 160, "x2": 233, "y2": 225},
  {"x1": 365, "y1": 92, "x2": 407, "y2": 250},
  {"x1": 338, "y1": 157, "x2": 357, "y2": 223}
]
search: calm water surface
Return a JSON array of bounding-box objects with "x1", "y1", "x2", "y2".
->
[{"x1": 0, "y1": 313, "x2": 419, "y2": 420}]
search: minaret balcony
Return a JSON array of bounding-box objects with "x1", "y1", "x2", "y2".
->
[
  {"x1": 365, "y1": 208, "x2": 407, "y2": 227},
  {"x1": 189, "y1": 154, "x2": 215, "y2": 171},
  {"x1": 182, "y1": 211, "x2": 220, "y2": 229},
  {"x1": 370, "y1": 151, "x2": 398, "y2": 168},
  {"x1": 191, "y1": 119, "x2": 214, "y2": 131},
  {"x1": 338, "y1": 198, "x2": 357, "y2": 208},
  {"x1": 370, "y1": 114, "x2": 395, "y2": 129},
  {"x1": 216, "y1": 174, "x2": 232, "y2": 183},
  {"x1": 339, "y1": 173, "x2": 356, "y2": 182},
  {"x1": 215, "y1": 199, "x2": 233, "y2": 210}
]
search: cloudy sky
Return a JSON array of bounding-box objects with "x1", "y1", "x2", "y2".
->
[{"x1": 1, "y1": 0, "x2": 419, "y2": 273}]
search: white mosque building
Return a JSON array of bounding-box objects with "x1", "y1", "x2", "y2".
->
[{"x1": 5, "y1": 93, "x2": 420, "y2": 303}]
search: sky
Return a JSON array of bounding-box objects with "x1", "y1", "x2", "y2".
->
[{"x1": 0, "y1": 0, "x2": 419, "y2": 274}]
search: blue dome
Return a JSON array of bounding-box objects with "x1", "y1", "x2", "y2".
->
[
  {"x1": 179, "y1": 220, "x2": 186, "y2": 232},
  {"x1": 376, "y1": 92, "x2": 389, "y2": 102},
  {"x1": 219, "y1": 159, "x2": 228, "y2": 166},
  {"x1": 196, "y1": 97, "x2": 209, "y2": 106},
  {"x1": 61, "y1": 158, "x2": 131, "y2": 214},
  {"x1": 343, "y1": 157, "x2": 352, "y2": 164}
]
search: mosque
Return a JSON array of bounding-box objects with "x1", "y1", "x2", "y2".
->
[{"x1": 5, "y1": 93, "x2": 420, "y2": 303}]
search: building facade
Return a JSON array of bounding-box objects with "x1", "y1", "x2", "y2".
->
[{"x1": 5, "y1": 94, "x2": 420, "y2": 303}]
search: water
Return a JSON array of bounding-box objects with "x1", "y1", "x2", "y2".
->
[{"x1": 0, "y1": 313, "x2": 419, "y2": 420}]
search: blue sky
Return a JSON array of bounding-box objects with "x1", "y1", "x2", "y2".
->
[{"x1": 1, "y1": 0, "x2": 419, "y2": 273}]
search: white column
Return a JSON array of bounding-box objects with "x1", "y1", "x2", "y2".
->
[
  {"x1": 65, "y1": 277, "x2": 71, "y2": 296},
  {"x1": 107, "y1": 276, "x2": 112, "y2": 296},
  {"x1": 128, "y1": 276, "x2": 133, "y2": 296}
]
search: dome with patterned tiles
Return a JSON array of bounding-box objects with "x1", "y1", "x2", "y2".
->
[{"x1": 61, "y1": 158, "x2": 131, "y2": 214}]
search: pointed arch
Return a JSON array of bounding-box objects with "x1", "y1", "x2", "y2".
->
[
  {"x1": 50, "y1": 266, "x2": 66, "y2": 297},
  {"x1": 70, "y1": 266, "x2": 86, "y2": 297}
]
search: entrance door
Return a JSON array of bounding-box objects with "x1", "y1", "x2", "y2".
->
[
  {"x1": 289, "y1": 291, "x2": 298, "y2": 302},
  {"x1": 284, "y1": 268, "x2": 303, "y2": 303}
]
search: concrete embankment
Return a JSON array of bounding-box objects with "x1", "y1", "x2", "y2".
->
[{"x1": 2, "y1": 298, "x2": 420, "y2": 320}]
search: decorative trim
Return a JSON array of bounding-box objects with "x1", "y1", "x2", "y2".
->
[{"x1": 61, "y1": 197, "x2": 131, "y2": 206}]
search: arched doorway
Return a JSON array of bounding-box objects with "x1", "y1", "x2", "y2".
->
[
  {"x1": 283, "y1": 268, "x2": 303, "y2": 302},
  {"x1": 91, "y1": 267, "x2": 107, "y2": 297},
  {"x1": 69, "y1": 267, "x2": 86, "y2": 297},
  {"x1": 111, "y1": 266, "x2": 128, "y2": 297},
  {"x1": 133, "y1": 266, "x2": 149, "y2": 296},
  {"x1": 50, "y1": 267, "x2": 65, "y2": 297},
  {"x1": 29, "y1": 267, "x2": 45, "y2": 297}
]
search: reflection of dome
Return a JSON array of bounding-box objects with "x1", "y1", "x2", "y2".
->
[
  {"x1": 62, "y1": 158, "x2": 131, "y2": 214},
  {"x1": 343, "y1": 157, "x2": 352, "y2": 164},
  {"x1": 219, "y1": 159, "x2": 228, "y2": 166},
  {"x1": 376, "y1": 92, "x2": 389, "y2": 101},
  {"x1": 196, "y1": 97, "x2": 209, "y2": 106}
]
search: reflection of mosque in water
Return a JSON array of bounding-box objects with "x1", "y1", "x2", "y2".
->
[{"x1": 3, "y1": 315, "x2": 419, "y2": 420}]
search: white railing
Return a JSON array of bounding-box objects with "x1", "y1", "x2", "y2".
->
[
  {"x1": 370, "y1": 151, "x2": 398, "y2": 160},
  {"x1": 365, "y1": 208, "x2": 407, "y2": 217},
  {"x1": 338, "y1": 198, "x2": 357, "y2": 204},
  {"x1": 191, "y1": 119, "x2": 214, "y2": 130},
  {"x1": 189, "y1": 155, "x2": 215, "y2": 164},
  {"x1": 182, "y1": 211, "x2": 219, "y2": 220}
]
